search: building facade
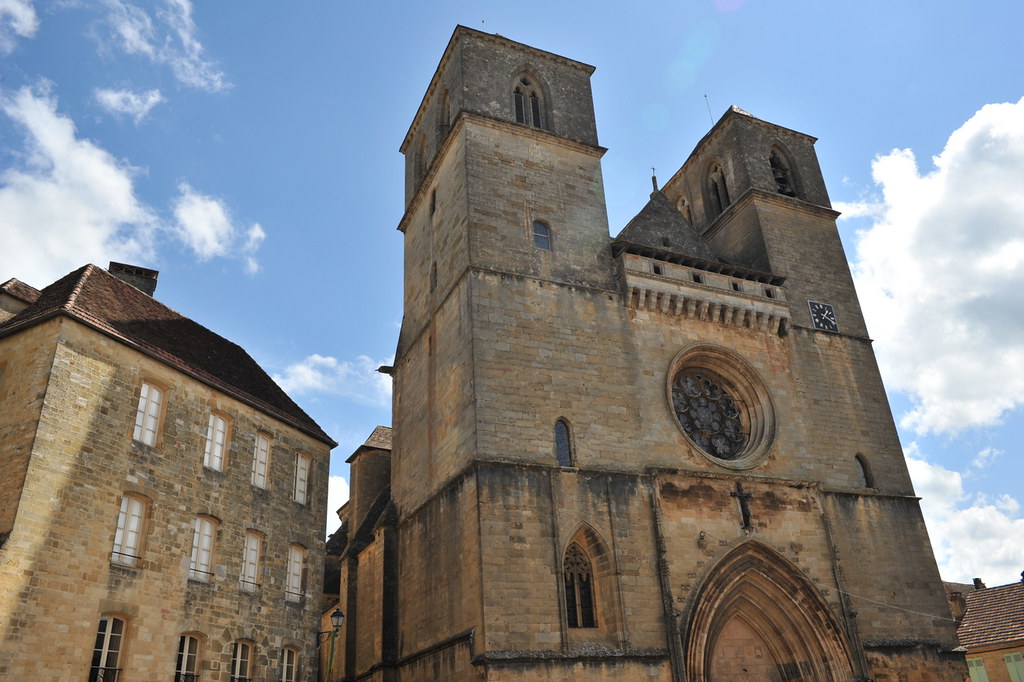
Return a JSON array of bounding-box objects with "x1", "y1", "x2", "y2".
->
[
  {"x1": 328, "y1": 26, "x2": 968, "y2": 682},
  {"x1": 950, "y1": 577, "x2": 1024, "y2": 682},
  {"x1": 0, "y1": 263, "x2": 335, "y2": 681}
]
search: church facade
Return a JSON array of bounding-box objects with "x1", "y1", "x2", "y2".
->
[{"x1": 331, "y1": 26, "x2": 966, "y2": 681}]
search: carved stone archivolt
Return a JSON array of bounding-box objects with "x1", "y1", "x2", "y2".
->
[{"x1": 668, "y1": 345, "x2": 775, "y2": 469}]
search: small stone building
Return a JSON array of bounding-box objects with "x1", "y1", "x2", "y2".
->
[
  {"x1": 327, "y1": 26, "x2": 968, "y2": 682},
  {"x1": 0, "y1": 263, "x2": 335, "y2": 681},
  {"x1": 950, "y1": 576, "x2": 1024, "y2": 682}
]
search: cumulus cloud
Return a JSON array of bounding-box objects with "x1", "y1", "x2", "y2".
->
[
  {"x1": 274, "y1": 354, "x2": 394, "y2": 407},
  {"x1": 0, "y1": 84, "x2": 264, "y2": 285},
  {"x1": 0, "y1": 0, "x2": 37, "y2": 54},
  {"x1": 0, "y1": 83, "x2": 156, "y2": 284},
  {"x1": 906, "y1": 444, "x2": 1024, "y2": 585},
  {"x1": 94, "y1": 87, "x2": 164, "y2": 123},
  {"x1": 325, "y1": 475, "x2": 350, "y2": 537},
  {"x1": 102, "y1": 0, "x2": 228, "y2": 92},
  {"x1": 852, "y1": 98, "x2": 1024, "y2": 435}
]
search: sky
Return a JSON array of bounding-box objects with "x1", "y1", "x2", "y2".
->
[{"x1": 1, "y1": 0, "x2": 1022, "y2": 586}]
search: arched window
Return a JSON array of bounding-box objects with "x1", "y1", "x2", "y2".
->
[
  {"x1": 855, "y1": 454, "x2": 874, "y2": 488},
  {"x1": 708, "y1": 164, "x2": 730, "y2": 217},
  {"x1": 554, "y1": 419, "x2": 573, "y2": 467},
  {"x1": 176, "y1": 633, "x2": 202, "y2": 682},
  {"x1": 90, "y1": 616, "x2": 127, "y2": 682},
  {"x1": 513, "y1": 76, "x2": 545, "y2": 128},
  {"x1": 563, "y1": 543, "x2": 596, "y2": 628},
  {"x1": 231, "y1": 641, "x2": 253, "y2": 682},
  {"x1": 532, "y1": 220, "x2": 552, "y2": 250},
  {"x1": 281, "y1": 647, "x2": 300, "y2": 682},
  {"x1": 769, "y1": 149, "x2": 797, "y2": 197}
]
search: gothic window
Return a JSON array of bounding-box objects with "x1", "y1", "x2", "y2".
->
[
  {"x1": 769, "y1": 149, "x2": 797, "y2": 197},
  {"x1": 708, "y1": 164, "x2": 730, "y2": 217},
  {"x1": 175, "y1": 634, "x2": 201, "y2": 682},
  {"x1": 672, "y1": 370, "x2": 747, "y2": 460},
  {"x1": 855, "y1": 454, "x2": 874, "y2": 488},
  {"x1": 90, "y1": 616, "x2": 126, "y2": 682},
  {"x1": 513, "y1": 77, "x2": 545, "y2": 128},
  {"x1": 554, "y1": 419, "x2": 573, "y2": 467},
  {"x1": 532, "y1": 220, "x2": 552, "y2": 250},
  {"x1": 563, "y1": 543, "x2": 597, "y2": 628}
]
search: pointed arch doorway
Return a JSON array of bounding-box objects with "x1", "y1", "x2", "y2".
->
[{"x1": 685, "y1": 543, "x2": 857, "y2": 682}]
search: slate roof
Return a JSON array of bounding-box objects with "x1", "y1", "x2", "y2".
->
[
  {"x1": 613, "y1": 191, "x2": 720, "y2": 262},
  {"x1": 958, "y1": 579, "x2": 1024, "y2": 649},
  {"x1": 0, "y1": 264, "x2": 334, "y2": 446},
  {"x1": 346, "y1": 425, "x2": 392, "y2": 463},
  {"x1": 0, "y1": 278, "x2": 41, "y2": 304}
]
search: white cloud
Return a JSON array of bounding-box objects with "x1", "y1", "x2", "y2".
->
[
  {"x1": 852, "y1": 98, "x2": 1024, "y2": 435},
  {"x1": 0, "y1": 0, "x2": 37, "y2": 54},
  {"x1": 970, "y1": 446, "x2": 1001, "y2": 470},
  {"x1": 274, "y1": 354, "x2": 394, "y2": 407},
  {"x1": 907, "y1": 444, "x2": 1024, "y2": 586},
  {"x1": 102, "y1": 0, "x2": 228, "y2": 92},
  {"x1": 0, "y1": 83, "x2": 156, "y2": 284},
  {"x1": 94, "y1": 87, "x2": 164, "y2": 123},
  {"x1": 0, "y1": 84, "x2": 264, "y2": 285},
  {"x1": 325, "y1": 475, "x2": 350, "y2": 537}
]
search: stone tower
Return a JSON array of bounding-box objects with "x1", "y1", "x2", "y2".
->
[{"x1": 333, "y1": 26, "x2": 967, "y2": 682}]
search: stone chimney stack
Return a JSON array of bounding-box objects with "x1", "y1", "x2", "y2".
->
[
  {"x1": 108, "y1": 262, "x2": 159, "y2": 296},
  {"x1": 972, "y1": 578, "x2": 986, "y2": 590}
]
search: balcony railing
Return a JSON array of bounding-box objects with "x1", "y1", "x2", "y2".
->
[{"x1": 89, "y1": 667, "x2": 121, "y2": 682}]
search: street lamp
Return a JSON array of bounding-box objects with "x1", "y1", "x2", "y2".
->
[{"x1": 317, "y1": 608, "x2": 345, "y2": 647}]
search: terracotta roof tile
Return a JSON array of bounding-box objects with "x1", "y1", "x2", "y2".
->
[
  {"x1": 0, "y1": 278, "x2": 40, "y2": 304},
  {"x1": 0, "y1": 265, "x2": 334, "y2": 446},
  {"x1": 958, "y1": 579, "x2": 1024, "y2": 649}
]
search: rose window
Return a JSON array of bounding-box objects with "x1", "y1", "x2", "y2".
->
[{"x1": 672, "y1": 371, "x2": 748, "y2": 460}]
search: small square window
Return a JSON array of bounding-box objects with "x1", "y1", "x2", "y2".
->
[{"x1": 692, "y1": 273, "x2": 703, "y2": 284}]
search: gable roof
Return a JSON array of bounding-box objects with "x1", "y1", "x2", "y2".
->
[
  {"x1": 0, "y1": 264, "x2": 334, "y2": 446},
  {"x1": 958, "y1": 579, "x2": 1024, "y2": 649},
  {"x1": 0, "y1": 278, "x2": 41, "y2": 304},
  {"x1": 614, "y1": 190, "x2": 720, "y2": 262}
]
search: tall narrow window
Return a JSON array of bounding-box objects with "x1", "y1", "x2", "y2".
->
[
  {"x1": 286, "y1": 544, "x2": 304, "y2": 602},
  {"x1": 252, "y1": 434, "x2": 271, "y2": 489},
  {"x1": 855, "y1": 454, "x2": 874, "y2": 488},
  {"x1": 554, "y1": 419, "x2": 573, "y2": 467},
  {"x1": 530, "y1": 93, "x2": 542, "y2": 128},
  {"x1": 90, "y1": 616, "x2": 126, "y2": 682},
  {"x1": 240, "y1": 531, "x2": 262, "y2": 591},
  {"x1": 133, "y1": 381, "x2": 163, "y2": 445},
  {"x1": 175, "y1": 634, "x2": 200, "y2": 682},
  {"x1": 563, "y1": 543, "x2": 596, "y2": 628},
  {"x1": 769, "y1": 149, "x2": 797, "y2": 197},
  {"x1": 189, "y1": 516, "x2": 217, "y2": 581},
  {"x1": 513, "y1": 88, "x2": 526, "y2": 124},
  {"x1": 513, "y1": 77, "x2": 545, "y2": 128},
  {"x1": 967, "y1": 657, "x2": 990, "y2": 682},
  {"x1": 293, "y1": 453, "x2": 310, "y2": 504},
  {"x1": 204, "y1": 413, "x2": 228, "y2": 471},
  {"x1": 111, "y1": 494, "x2": 146, "y2": 567},
  {"x1": 532, "y1": 220, "x2": 552, "y2": 250},
  {"x1": 231, "y1": 641, "x2": 253, "y2": 682},
  {"x1": 281, "y1": 648, "x2": 299, "y2": 682},
  {"x1": 709, "y1": 164, "x2": 730, "y2": 216}
]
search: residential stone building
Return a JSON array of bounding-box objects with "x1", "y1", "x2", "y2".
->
[
  {"x1": 0, "y1": 263, "x2": 335, "y2": 681},
  {"x1": 328, "y1": 26, "x2": 968, "y2": 682},
  {"x1": 948, "y1": 576, "x2": 1024, "y2": 682}
]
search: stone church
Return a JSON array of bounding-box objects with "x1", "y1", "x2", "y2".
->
[{"x1": 328, "y1": 26, "x2": 967, "y2": 682}]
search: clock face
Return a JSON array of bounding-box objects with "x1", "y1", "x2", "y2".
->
[{"x1": 808, "y1": 301, "x2": 839, "y2": 332}]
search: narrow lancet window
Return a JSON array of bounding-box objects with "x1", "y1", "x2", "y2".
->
[
  {"x1": 555, "y1": 419, "x2": 573, "y2": 467},
  {"x1": 770, "y1": 150, "x2": 797, "y2": 197},
  {"x1": 533, "y1": 220, "x2": 552, "y2": 250}
]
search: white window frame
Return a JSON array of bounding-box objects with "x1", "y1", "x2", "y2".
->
[
  {"x1": 176, "y1": 634, "x2": 200, "y2": 681},
  {"x1": 231, "y1": 641, "x2": 252, "y2": 681},
  {"x1": 204, "y1": 412, "x2": 228, "y2": 471},
  {"x1": 133, "y1": 381, "x2": 163, "y2": 445},
  {"x1": 281, "y1": 648, "x2": 299, "y2": 682},
  {"x1": 90, "y1": 616, "x2": 126, "y2": 682},
  {"x1": 189, "y1": 516, "x2": 216, "y2": 581},
  {"x1": 112, "y1": 494, "x2": 145, "y2": 567},
  {"x1": 285, "y1": 545, "x2": 304, "y2": 602},
  {"x1": 251, "y1": 434, "x2": 271, "y2": 489},
  {"x1": 240, "y1": 531, "x2": 261, "y2": 591},
  {"x1": 293, "y1": 453, "x2": 310, "y2": 504}
]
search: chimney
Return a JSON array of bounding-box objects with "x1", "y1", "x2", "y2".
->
[
  {"x1": 108, "y1": 262, "x2": 159, "y2": 296},
  {"x1": 972, "y1": 578, "x2": 986, "y2": 590}
]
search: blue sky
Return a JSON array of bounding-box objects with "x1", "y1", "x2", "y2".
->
[{"x1": 2, "y1": 0, "x2": 1021, "y2": 585}]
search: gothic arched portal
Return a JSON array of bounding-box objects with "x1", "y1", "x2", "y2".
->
[{"x1": 685, "y1": 542, "x2": 856, "y2": 682}]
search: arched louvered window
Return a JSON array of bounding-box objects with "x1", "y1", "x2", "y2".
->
[
  {"x1": 563, "y1": 543, "x2": 596, "y2": 628},
  {"x1": 770, "y1": 149, "x2": 797, "y2": 197},
  {"x1": 555, "y1": 419, "x2": 573, "y2": 467},
  {"x1": 709, "y1": 164, "x2": 730, "y2": 216}
]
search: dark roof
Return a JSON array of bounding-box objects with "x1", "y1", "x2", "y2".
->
[
  {"x1": 0, "y1": 278, "x2": 41, "y2": 304},
  {"x1": 958, "y1": 578, "x2": 1024, "y2": 648},
  {"x1": 0, "y1": 264, "x2": 334, "y2": 446},
  {"x1": 613, "y1": 191, "x2": 720, "y2": 262},
  {"x1": 346, "y1": 425, "x2": 393, "y2": 463}
]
